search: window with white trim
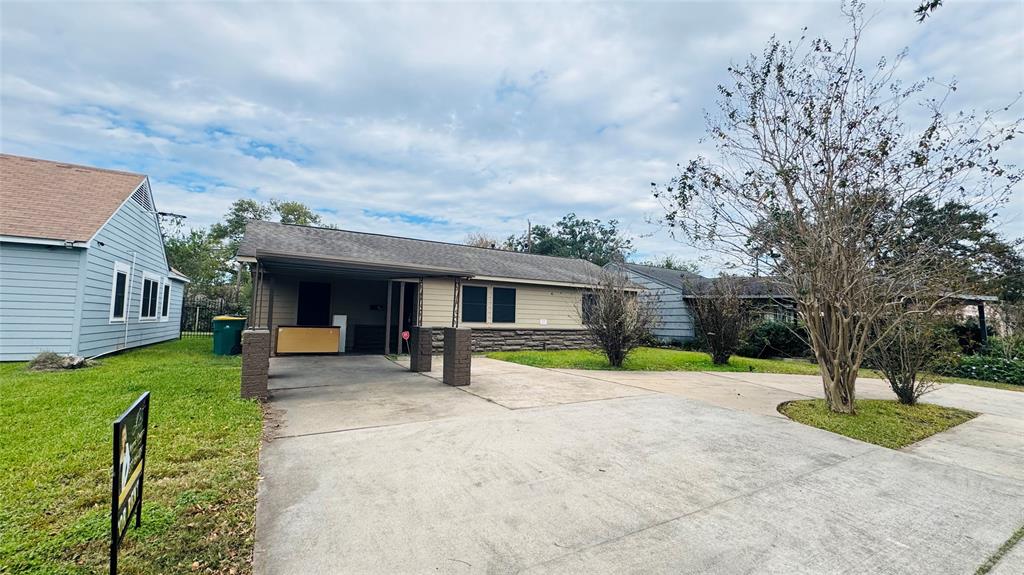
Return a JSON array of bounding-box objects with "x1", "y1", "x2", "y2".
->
[
  {"x1": 109, "y1": 262, "x2": 131, "y2": 323},
  {"x1": 160, "y1": 280, "x2": 171, "y2": 321},
  {"x1": 140, "y1": 273, "x2": 160, "y2": 321}
]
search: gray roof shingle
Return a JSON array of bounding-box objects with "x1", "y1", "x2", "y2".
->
[
  {"x1": 615, "y1": 262, "x2": 702, "y2": 291},
  {"x1": 238, "y1": 220, "x2": 606, "y2": 285},
  {"x1": 616, "y1": 262, "x2": 784, "y2": 297}
]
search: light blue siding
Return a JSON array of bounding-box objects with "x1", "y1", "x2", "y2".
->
[
  {"x1": 624, "y1": 270, "x2": 696, "y2": 343},
  {"x1": 0, "y1": 243, "x2": 83, "y2": 360},
  {"x1": 76, "y1": 193, "x2": 183, "y2": 357}
]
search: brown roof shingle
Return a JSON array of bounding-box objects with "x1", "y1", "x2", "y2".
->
[{"x1": 0, "y1": 154, "x2": 146, "y2": 242}]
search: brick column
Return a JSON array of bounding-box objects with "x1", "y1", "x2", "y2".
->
[
  {"x1": 409, "y1": 327, "x2": 433, "y2": 372},
  {"x1": 442, "y1": 328, "x2": 471, "y2": 386},
  {"x1": 241, "y1": 329, "x2": 270, "y2": 399}
]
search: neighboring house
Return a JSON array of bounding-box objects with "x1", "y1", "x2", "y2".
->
[
  {"x1": 605, "y1": 262, "x2": 702, "y2": 343},
  {"x1": 0, "y1": 154, "x2": 187, "y2": 361},
  {"x1": 607, "y1": 262, "x2": 797, "y2": 344},
  {"x1": 608, "y1": 262, "x2": 997, "y2": 345},
  {"x1": 236, "y1": 220, "x2": 609, "y2": 354}
]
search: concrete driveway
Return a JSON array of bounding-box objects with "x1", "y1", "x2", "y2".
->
[{"x1": 255, "y1": 356, "x2": 1024, "y2": 574}]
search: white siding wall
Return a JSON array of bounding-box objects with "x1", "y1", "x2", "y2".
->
[
  {"x1": 0, "y1": 242, "x2": 83, "y2": 360},
  {"x1": 77, "y1": 194, "x2": 182, "y2": 357},
  {"x1": 624, "y1": 270, "x2": 695, "y2": 342}
]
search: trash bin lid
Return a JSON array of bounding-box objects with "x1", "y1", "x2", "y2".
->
[{"x1": 213, "y1": 315, "x2": 247, "y2": 321}]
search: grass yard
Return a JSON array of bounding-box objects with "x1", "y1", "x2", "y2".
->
[
  {"x1": 777, "y1": 399, "x2": 978, "y2": 449},
  {"x1": 486, "y1": 347, "x2": 823, "y2": 374},
  {"x1": 486, "y1": 347, "x2": 1022, "y2": 393},
  {"x1": 0, "y1": 338, "x2": 261, "y2": 575}
]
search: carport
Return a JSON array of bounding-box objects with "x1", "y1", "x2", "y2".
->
[{"x1": 240, "y1": 251, "x2": 470, "y2": 355}]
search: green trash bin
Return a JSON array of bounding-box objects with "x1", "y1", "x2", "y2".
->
[{"x1": 212, "y1": 316, "x2": 247, "y2": 355}]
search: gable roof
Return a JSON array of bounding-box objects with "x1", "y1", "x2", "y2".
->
[
  {"x1": 0, "y1": 154, "x2": 147, "y2": 243},
  {"x1": 614, "y1": 262, "x2": 703, "y2": 291},
  {"x1": 238, "y1": 220, "x2": 607, "y2": 286},
  {"x1": 615, "y1": 262, "x2": 786, "y2": 297}
]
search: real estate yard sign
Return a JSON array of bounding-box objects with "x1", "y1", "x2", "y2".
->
[{"x1": 110, "y1": 392, "x2": 150, "y2": 575}]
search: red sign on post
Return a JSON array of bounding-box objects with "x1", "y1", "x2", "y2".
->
[{"x1": 401, "y1": 330, "x2": 410, "y2": 341}]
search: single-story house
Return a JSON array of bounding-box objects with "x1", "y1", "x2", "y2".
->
[
  {"x1": 236, "y1": 220, "x2": 609, "y2": 354},
  {"x1": 609, "y1": 262, "x2": 796, "y2": 344},
  {"x1": 0, "y1": 154, "x2": 187, "y2": 361},
  {"x1": 608, "y1": 262, "x2": 997, "y2": 345}
]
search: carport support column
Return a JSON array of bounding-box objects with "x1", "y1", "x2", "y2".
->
[
  {"x1": 241, "y1": 329, "x2": 271, "y2": 399},
  {"x1": 409, "y1": 327, "x2": 433, "y2": 372},
  {"x1": 442, "y1": 328, "x2": 471, "y2": 386}
]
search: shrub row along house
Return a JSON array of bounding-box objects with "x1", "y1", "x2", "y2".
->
[{"x1": 0, "y1": 154, "x2": 186, "y2": 361}]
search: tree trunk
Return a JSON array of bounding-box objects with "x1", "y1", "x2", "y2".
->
[
  {"x1": 803, "y1": 300, "x2": 860, "y2": 415},
  {"x1": 821, "y1": 367, "x2": 856, "y2": 414}
]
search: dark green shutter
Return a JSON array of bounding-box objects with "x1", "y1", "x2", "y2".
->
[
  {"x1": 492, "y1": 288, "x2": 516, "y2": 323},
  {"x1": 461, "y1": 286, "x2": 487, "y2": 322}
]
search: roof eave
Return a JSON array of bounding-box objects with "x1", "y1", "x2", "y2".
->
[{"x1": 0, "y1": 234, "x2": 89, "y2": 248}]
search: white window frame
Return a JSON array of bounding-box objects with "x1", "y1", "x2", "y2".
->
[
  {"x1": 139, "y1": 272, "x2": 161, "y2": 322},
  {"x1": 159, "y1": 279, "x2": 171, "y2": 322},
  {"x1": 109, "y1": 262, "x2": 132, "y2": 323}
]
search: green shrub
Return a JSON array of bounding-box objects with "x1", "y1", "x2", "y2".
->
[
  {"x1": 938, "y1": 355, "x2": 1024, "y2": 386},
  {"x1": 983, "y1": 336, "x2": 1024, "y2": 360},
  {"x1": 950, "y1": 317, "x2": 995, "y2": 355},
  {"x1": 737, "y1": 320, "x2": 810, "y2": 359}
]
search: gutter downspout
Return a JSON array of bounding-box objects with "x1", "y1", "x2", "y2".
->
[{"x1": 123, "y1": 252, "x2": 136, "y2": 350}]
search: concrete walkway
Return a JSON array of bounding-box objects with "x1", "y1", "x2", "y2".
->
[
  {"x1": 545, "y1": 364, "x2": 1024, "y2": 482},
  {"x1": 255, "y1": 355, "x2": 1024, "y2": 574}
]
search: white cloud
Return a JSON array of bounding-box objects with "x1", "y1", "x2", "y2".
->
[{"x1": 2, "y1": 0, "x2": 1021, "y2": 269}]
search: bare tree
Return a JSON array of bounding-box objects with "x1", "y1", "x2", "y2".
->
[
  {"x1": 464, "y1": 232, "x2": 502, "y2": 249},
  {"x1": 867, "y1": 312, "x2": 955, "y2": 405},
  {"x1": 583, "y1": 272, "x2": 657, "y2": 367},
  {"x1": 655, "y1": 3, "x2": 1021, "y2": 413},
  {"x1": 688, "y1": 275, "x2": 753, "y2": 364}
]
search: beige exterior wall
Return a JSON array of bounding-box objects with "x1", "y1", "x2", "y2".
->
[
  {"x1": 253, "y1": 272, "x2": 588, "y2": 353},
  {"x1": 420, "y1": 277, "x2": 585, "y2": 330},
  {"x1": 421, "y1": 277, "x2": 456, "y2": 326}
]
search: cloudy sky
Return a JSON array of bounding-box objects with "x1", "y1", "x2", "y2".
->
[{"x1": 2, "y1": 0, "x2": 1022, "y2": 271}]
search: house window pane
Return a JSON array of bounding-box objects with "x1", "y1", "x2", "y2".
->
[
  {"x1": 141, "y1": 280, "x2": 152, "y2": 317},
  {"x1": 149, "y1": 282, "x2": 158, "y2": 315},
  {"x1": 461, "y1": 286, "x2": 487, "y2": 323},
  {"x1": 162, "y1": 284, "x2": 171, "y2": 317},
  {"x1": 582, "y1": 293, "x2": 597, "y2": 324},
  {"x1": 141, "y1": 278, "x2": 159, "y2": 319},
  {"x1": 492, "y1": 288, "x2": 516, "y2": 323},
  {"x1": 113, "y1": 272, "x2": 127, "y2": 319}
]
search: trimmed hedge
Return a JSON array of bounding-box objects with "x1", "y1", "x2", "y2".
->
[
  {"x1": 939, "y1": 355, "x2": 1024, "y2": 386},
  {"x1": 737, "y1": 320, "x2": 810, "y2": 359}
]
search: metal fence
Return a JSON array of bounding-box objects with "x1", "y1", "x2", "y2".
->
[{"x1": 180, "y1": 294, "x2": 247, "y2": 338}]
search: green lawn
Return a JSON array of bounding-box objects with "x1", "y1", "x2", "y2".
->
[
  {"x1": 778, "y1": 399, "x2": 977, "y2": 449},
  {"x1": 486, "y1": 347, "x2": 823, "y2": 374},
  {"x1": 485, "y1": 347, "x2": 1022, "y2": 392},
  {"x1": 0, "y1": 338, "x2": 261, "y2": 575}
]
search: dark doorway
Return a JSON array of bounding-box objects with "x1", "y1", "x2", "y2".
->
[{"x1": 297, "y1": 282, "x2": 331, "y2": 326}]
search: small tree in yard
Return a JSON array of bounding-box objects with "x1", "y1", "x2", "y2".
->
[
  {"x1": 689, "y1": 276, "x2": 753, "y2": 365},
  {"x1": 583, "y1": 272, "x2": 657, "y2": 367},
  {"x1": 867, "y1": 312, "x2": 956, "y2": 405},
  {"x1": 654, "y1": 3, "x2": 1021, "y2": 413}
]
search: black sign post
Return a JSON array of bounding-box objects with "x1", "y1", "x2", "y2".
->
[{"x1": 110, "y1": 392, "x2": 150, "y2": 575}]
